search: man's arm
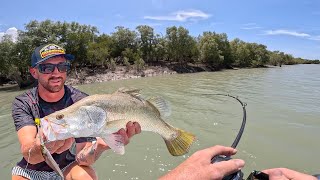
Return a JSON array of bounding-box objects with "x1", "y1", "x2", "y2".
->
[
  {"x1": 75, "y1": 121, "x2": 141, "y2": 166},
  {"x1": 17, "y1": 126, "x2": 43, "y2": 164},
  {"x1": 17, "y1": 126, "x2": 74, "y2": 164}
]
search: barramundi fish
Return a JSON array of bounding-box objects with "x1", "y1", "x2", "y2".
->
[{"x1": 40, "y1": 88, "x2": 195, "y2": 156}]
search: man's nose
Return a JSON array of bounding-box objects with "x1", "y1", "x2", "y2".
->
[{"x1": 51, "y1": 66, "x2": 60, "y2": 74}]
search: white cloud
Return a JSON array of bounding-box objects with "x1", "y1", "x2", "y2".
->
[
  {"x1": 308, "y1": 35, "x2": 320, "y2": 41},
  {"x1": 115, "y1": 14, "x2": 124, "y2": 18},
  {"x1": 265, "y1": 29, "x2": 310, "y2": 37},
  {"x1": 0, "y1": 27, "x2": 18, "y2": 42},
  {"x1": 241, "y1": 23, "x2": 261, "y2": 30},
  {"x1": 264, "y1": 29, "x2": 320, "y2": 42},
  {"x1": 144, "y1": 10, "x2": 210, "y2": 22},
  {"x1": 241, "y1": 26, "x2": 262, "y2": 30}
]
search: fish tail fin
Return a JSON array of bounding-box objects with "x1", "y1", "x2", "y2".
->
[
  {"x1": 101, "y1": 134, "x2": 125, "y2": 155},
  {"x1": 164, "y1": 129, "x2": 195, "y2": 156}
]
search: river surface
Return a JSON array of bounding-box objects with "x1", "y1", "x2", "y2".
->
[{"x1": 0, "y1": 64, "x2": 319, "y2": 179}]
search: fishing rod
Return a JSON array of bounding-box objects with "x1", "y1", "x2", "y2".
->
[
  {"x1": 199, "y1": 94, "x2": 320, "y2": 180},
  {"x1": 203, "y1": 93, "x2": 247, "y2": 149},
  {"x1": 200, "y1": 93, "x2": 269, "y2": 180}
]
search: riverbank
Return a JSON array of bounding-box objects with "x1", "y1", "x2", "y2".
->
[
  {"x1": 65, "y1": 65, "x2": 177, "y2": 86},
  {"x1": 65, "y1": 63, "x2": 220, "y2": 86},
  {"x1": 0, "y1": 63, "x2": 272, "y2": 89}
]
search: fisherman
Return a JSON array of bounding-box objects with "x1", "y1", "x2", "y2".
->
[
  {"x1": 11, "y1": 43, "x2": 317, "y2": 180},
  {"x1": 11, "y1": 43, "x2": 141, "y2": 179}
]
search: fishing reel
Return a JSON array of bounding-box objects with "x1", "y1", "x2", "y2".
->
[
  {"x1": 211, "y1": 155, "x2": 244, "y2": 180},
  {"x1": 211, "y1": 155, "x2": 269, "y2": 180}
]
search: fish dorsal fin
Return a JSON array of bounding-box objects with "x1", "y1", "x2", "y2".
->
[
  {"x1": 147, "y1": 97, "x2": 171, "y2": 118},
  {"x1": 116, "y1": 87, "x2": 141, "y2": 94},
  {"x1": 116, "y1": 87, "x2": 145, "y2": 102}
]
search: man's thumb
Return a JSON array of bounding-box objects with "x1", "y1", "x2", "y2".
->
[{"x1": 268, "y1": 169, "x2": 286, "y2": 180}]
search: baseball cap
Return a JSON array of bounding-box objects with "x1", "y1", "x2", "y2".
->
[{"x1": 31, "y1": 44, "x2": 74, "y2": 67}]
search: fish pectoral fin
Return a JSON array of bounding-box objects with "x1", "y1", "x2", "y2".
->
[
  {"x1": 147, "y1": 97, "x2": 171, "y2": 118},
  {"x1": 101, "y1": 134, "x2": 125, "y2": 155}
]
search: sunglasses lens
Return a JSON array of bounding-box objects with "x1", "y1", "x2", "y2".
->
[
  {"x1": 38, "y1": 64, "x2": 55, "y2": 74},
  {"x1": 57, "y1": 63, "x2": 70, "y2": 72},
  {"x1": 38, "y1": 62, "x2": 70, "y2": 74}
]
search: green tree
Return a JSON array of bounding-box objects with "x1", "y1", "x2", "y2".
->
[
  {"x1": 251, "y1": 43, "x2": 270, "y2": 67},
  {"x1": 230, "y1": 39, "x2": 251, "y2": 67},
  {"x1": 110, "y1": 26, "x2": 138, "y2": 61},
  {"x1": 166, "y1": 26, "x2": 197, "y2": 66},
  {"x1": 87, "y1": 34, "x2": 112, "y2": 67},
  {"x1": 269, "y1": 51, "x2": 282, "y2": 66},
  {"x1": 64, "y1": 22, "x2": 99, "y2": 66},
  {"x1": 136, "y1": 25, "x2": 155, "y2": 63},
  {"x1": 0, "y1": 36, "x2": 15, "y2": 76},
  {"x1": 198, "y1": 32, "x2": 224, "y2": 68}
]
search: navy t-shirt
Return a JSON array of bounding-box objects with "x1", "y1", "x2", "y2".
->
[{"x1": 12, "y1": 85, "x2": 95, "y2": 171}]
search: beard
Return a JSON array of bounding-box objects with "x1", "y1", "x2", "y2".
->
[{"x1": 39, "y1": 76, "x2": 65, "y2": 93}]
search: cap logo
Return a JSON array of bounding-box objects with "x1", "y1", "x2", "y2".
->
[{"x1": 39, "y1": 44, "x2": 65, "y2": 58}]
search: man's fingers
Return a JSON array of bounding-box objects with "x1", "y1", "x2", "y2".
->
[
  {"x1": 118, "y1": 128, "x2": 129, "y2": 145},
  {"x1": 55, "y1": 138, "x2": 74, "y2": 154},
  {"x1": 126, "y1": 121, "x2": 135, "y2": 138},
  {"x1": 133, "y1": 122, "x2": 141, "y2": 134},
  {"x1": 262, "y1": 168, "x2": 316, "y2": 180},
  {"x1": 202, "y1": 145, "x2": 237, "y2": 159},
  {"x1": 262, "y1": 169, "x2": 287, "y2": 180},
  {"x1": 211, "y1": 158, "x2": 245, "y2": 178}
]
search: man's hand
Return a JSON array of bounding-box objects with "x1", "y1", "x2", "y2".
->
[
  {"x1": 37, "y1": 130, "x2": 74, "y2": 154},
  {"x1": 159, "y1": 145, "x2": 245, "y2": 180},
  {"x1": 44, "y1": 138, "x2": 75, "y2": 154},
  {"x1": 75, "y1": 121, "x2": 142, "y2": 166},
  {"x1": 97, "y1": 121, "x2": 142, "y2": 149},
  {"x1": 263, "y1": 168, "x2": 317, "y2": 180},
  {"x1": 117, "y1": 121, "x2": 142, "y2": 145}
]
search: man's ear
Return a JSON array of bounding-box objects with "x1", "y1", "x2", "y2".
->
[{"x1": 29, "y1": 67, "x2": 38, "y2": 79}]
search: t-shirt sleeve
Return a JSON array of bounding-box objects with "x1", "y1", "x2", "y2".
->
[{"x1": 12, "y1": 97, "x2": 35, "y2": 131}]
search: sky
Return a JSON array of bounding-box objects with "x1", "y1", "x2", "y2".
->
[{"x1": 0, "y1": 0, "x2": 319, "y2": 60}]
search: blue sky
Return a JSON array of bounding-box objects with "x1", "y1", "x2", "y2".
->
[{"x1": 0, "y1": 0, "x2": 319, "y2": 60}]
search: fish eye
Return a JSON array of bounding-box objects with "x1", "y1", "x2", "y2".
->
[{"x1": 56, "y1": 114, "x2": 64, "y2": 120}]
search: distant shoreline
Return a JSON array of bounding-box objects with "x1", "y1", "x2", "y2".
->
[
  {"x1": 0, "y1": 64, "x2": 278, "y2": 90},
  {"x1": 65, "y1": 65, "x2": 177, "y2": 86}
]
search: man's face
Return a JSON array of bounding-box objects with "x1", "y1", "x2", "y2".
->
[{"x1": 30, "y1": 56, "x2": 68, "y2": 93}]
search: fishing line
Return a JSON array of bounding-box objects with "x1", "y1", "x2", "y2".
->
[
  {"x1": 25, "y1": 140, "x2": 36, "y2": 170},
  {"x1": 199, "y1": 93, "x2": 247, "y2": 149}
]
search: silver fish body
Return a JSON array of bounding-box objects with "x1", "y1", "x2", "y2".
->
[{"x1": 41, "y1": 88, "x2": 195, "y2": 156}]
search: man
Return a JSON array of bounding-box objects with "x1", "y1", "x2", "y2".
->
[{"x1": 11, "y1": 44, "x2": 141, "y2": 179}]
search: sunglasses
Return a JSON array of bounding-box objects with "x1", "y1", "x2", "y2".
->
[{"x1": 37, "y1": 62, "x2": 70, "y2": 74}]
